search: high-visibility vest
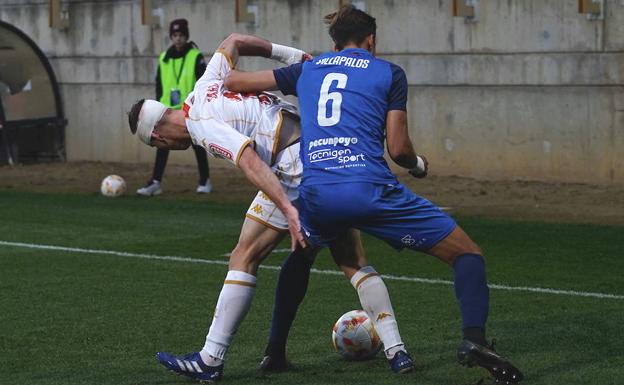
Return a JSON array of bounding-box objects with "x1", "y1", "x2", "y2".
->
[{"x1": 158, "y1": 47, "x2": 201, "y2": 109}]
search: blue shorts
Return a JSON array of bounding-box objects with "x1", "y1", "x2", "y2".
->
[{"x1": 298, "y1": 182, "x2": 456, "y2": 251}]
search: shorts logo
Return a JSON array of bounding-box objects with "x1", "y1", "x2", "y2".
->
[
  {"x1": 208, "y1": 143, "x2": 233, "y2": 160},
  {"x1": 401, "y1": 235, "x2": 416, "y2": 246},
  {"x1": 252, "y1": 204, "x2": 263, "y2": 215},
  {"x1": 308, "y1": 136, "x2": 358, "y2": 151},
  {"x1": 401, "y1": 235, "x2": 426, "y2": 248}
]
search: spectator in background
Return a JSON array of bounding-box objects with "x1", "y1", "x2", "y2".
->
[{"x1": 137, "y1": 18, "x2": 212, "y2": 196}]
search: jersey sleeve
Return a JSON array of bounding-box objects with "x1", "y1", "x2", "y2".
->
[
  {"x1": 387, "y1": 63, "x2": 408, "y2": 111},
  {"x1": 272, "y1": 62, "x2": 303, "y2": 96},
  {"x1": 198, "y1": 50, "x2": 235, "y2": 83},
  {"x1": 192, "y1": 118, "x2": 252, "y2": 167}
]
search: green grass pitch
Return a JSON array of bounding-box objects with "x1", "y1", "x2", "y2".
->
[{"x1": 1, "y1": 190, "x2": 622, "y2": 385}]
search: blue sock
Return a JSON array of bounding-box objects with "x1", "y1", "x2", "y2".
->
[
  {"x1": 265, "y1": 249, "x2": 313, "y2": 357},
  {"x1": 453, "y1": 253, "x2": 489, "y2": 345}
]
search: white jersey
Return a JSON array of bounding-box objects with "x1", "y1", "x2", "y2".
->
[{"x1": 183, "y1": 50, "x2": 297, "y2": 166}]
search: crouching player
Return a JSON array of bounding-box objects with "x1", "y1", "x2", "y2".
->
[{"x1": 128, "y1": 32, "x2": 414, "y2": 382}]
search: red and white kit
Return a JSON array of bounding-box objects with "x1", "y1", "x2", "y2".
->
[{"x1": 184, "y1": 50, "x2": 301, "y2": 230}]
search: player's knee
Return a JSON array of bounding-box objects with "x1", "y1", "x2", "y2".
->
[
  {"x1": 446, "y1": 245, "x2": 484, "y2": 265},
  {"x1": 298, "y1": 245, "x2": 318, "y2": 262},
  {"x1": 229, "y1": 243, "x2": 262, "y2": 267},
  {"x1": 466, "y1": 242, "x2": 483, "y2": 256}
]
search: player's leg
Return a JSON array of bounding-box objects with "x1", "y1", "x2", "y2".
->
[
  {"x1": 255, "y1": 141, "x2": 318, "y2": 371},
  {"x1": 290, "y1": 183, "x2": 414, "y2": 373},
  {"x1": 156, "y1": 214, "x2": 286, "y2": 382},
  {"x1": 425, "y1": 226, "x2": 488, "y2": 345},
  {"x1": 425, "y1": 227, "x2": 523, "y2": 383},
  {"x1": 260, "y1": 245, "x2": 318, "y2": 371},
  {"x1": 191, "y1": 144, "x2": 212, "y2": 193},
  {"x1": 329, "y1": 229, "x2": 414, "y2": 374},
  {"x1": 360, "y1": 183, "x2": 522, "y2": 383},
  {"x1": 261, "y1": 179, "x2": 355, "y2": 372},
  {"x1": 358, "y1": 183, "x2": 487, "y2": 344},
  {"x1": 202, "y1": 216, "x2": 285, "y2": 359}
]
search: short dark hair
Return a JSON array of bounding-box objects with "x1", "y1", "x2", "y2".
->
[
  {"x1": 324, "y1": 5, "x2": 376, "y2": 50},
  {"x1": 128, "y1": 99, "x2": 145, "y2": 135}
]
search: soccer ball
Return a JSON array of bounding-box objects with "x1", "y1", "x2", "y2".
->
[
  {"x1": 100, "y1": 175, "x2": 126, "y2": 197},
  {"x1": 332, "y1": 310, "x2": 382, "y2": 360}
]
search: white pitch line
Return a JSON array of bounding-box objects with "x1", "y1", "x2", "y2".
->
[
  {"x1": 221, "y1": 248, "x2": 291, "y2": 257},
  {"x1": 1, "y1": 240, "x2": 623, "y2": 300}
]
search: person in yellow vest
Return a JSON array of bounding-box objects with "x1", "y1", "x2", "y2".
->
[{"x1": 137, "y1": 18, "x2": 211, "y2": 196}]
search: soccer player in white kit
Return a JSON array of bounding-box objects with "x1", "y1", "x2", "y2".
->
[{"x1": 128, "y1": 33, "x2": 412, "y2": 382}]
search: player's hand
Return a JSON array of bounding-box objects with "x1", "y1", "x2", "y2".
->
[
  {"x1": 408, "y1": 155, "x2": 428, "y2": 178},
  {"x1": 284, "y1": 206, "x2": 306, "y2": 250},
  {"x1": 302, "y1": 52, "x2": 313, "y2": 62}
]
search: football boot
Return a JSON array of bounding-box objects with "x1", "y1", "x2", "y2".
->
[
  {"x1": 156, "y1": 351, "x2": 223, "y2": 383},
  {"x1": 457, "y1": 339, "x2": 523, "y2": 384},
  {"x1": 258, "y1": 354, "x2": 290, "y2": 372},
  {"x1": 388, "y1": 350, "x2": 415, "y2": 374}
]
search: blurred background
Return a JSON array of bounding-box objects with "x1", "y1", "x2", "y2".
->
[{"x1": 0, "y1": 0, "x2": 622, "y2": 185}]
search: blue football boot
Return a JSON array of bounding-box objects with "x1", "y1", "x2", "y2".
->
[
  {"x1": 156, "y1": 351, "x2": 223, "y2": 383},
  {"x1": 388, "y1": 350, "x2": 415, "y2": 374}
]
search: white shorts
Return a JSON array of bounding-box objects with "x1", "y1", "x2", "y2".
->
[{"x1": 245, "y1": 142, "x2": 301, "y2": 230}]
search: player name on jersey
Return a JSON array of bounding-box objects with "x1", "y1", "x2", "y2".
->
[{"x1": 315, "y1": 56, "x2": 370, "y2": 69}]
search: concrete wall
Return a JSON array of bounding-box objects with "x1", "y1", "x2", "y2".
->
[{"x1": 0, "y1": 0, "x2": 622, "y2": 184}]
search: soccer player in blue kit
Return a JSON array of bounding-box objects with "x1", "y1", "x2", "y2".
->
[{"x1": 225, "y1": 5, "x2": 524, "y2": 384}]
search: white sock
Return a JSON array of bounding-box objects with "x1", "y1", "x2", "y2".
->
[
  {"x1": 200, "y1": 270, "x2": 257, "y2": 362},
  {"x1": 350, "y1": 266, "x2": 406, "y2": 359}
]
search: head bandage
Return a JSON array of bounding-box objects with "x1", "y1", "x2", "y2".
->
[{"x1": 136, "y1": 100, "x2": 168, "y2": 145}]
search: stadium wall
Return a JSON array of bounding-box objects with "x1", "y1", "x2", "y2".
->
[{"x1": 0, "y1": 0, "x2": 622, "y2": 184}]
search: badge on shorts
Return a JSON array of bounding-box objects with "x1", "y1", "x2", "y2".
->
[{"x1": 170, "y1": 89, "x2": 181, "y2": 106}]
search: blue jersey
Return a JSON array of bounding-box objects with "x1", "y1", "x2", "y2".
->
[{"x1": 273, "y1": 48, "x2": 408, "y2": 186}]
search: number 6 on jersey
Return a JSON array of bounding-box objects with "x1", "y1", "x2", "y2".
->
[{"x1": 317, "y1": 73, "x2": 348, "y2": 126}]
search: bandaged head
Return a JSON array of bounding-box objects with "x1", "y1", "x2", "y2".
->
[{"x1": 136, "y1": 100, "x2": 168, "y2": 145}]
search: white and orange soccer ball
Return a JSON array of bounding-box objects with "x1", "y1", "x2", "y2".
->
[
  {"x1": 100, "y1": 175, "x2": 126, "y2": 197},
  {"x1": 332, "y1": 310, "x2": 382, "y2": 360}
]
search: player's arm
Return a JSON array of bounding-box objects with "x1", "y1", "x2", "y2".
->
[
  {"x1": 386, "y1": 111, "x2": 427, "y2": 178},
  {"x1": 225, "y1": 69, "x2": 279, "y2": 92},
  {"x1": 238, "y1": 145, "x2": 306, "y2": 250},
  {"x1": 194, "y1": 118, "x2": 305, "y2": 249},
  {"x1": 219, "y1": 33, "x2": 309, "y2": 93},
  {"x1": 385, "y1": 64, "x2": 428, "y2": 178}
]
